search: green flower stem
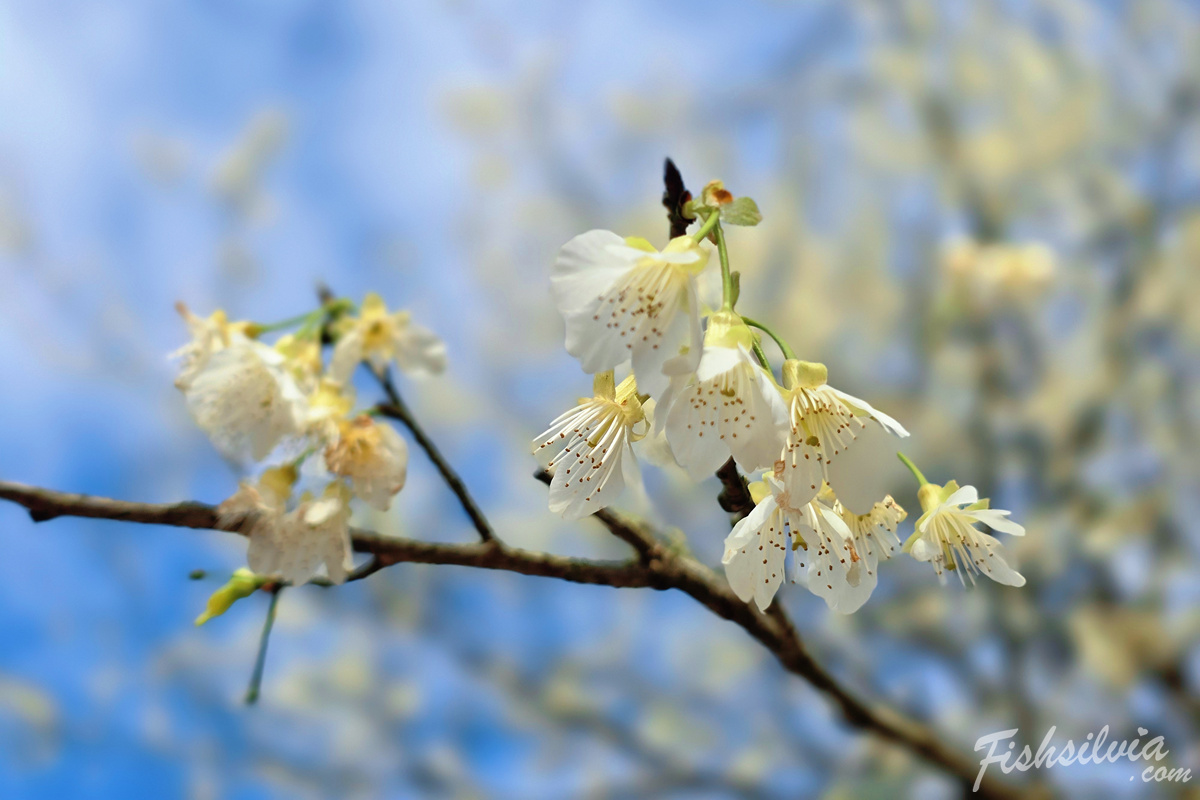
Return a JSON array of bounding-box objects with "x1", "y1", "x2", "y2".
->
[
  {"x1": 244, "y1": 586, "x2": 283, "y2": 705},
  {"x1": 751, "y1": 339, "x2": 771, "y2": 371},
  {"x1": 740, "y1": 316, "x2": 797, "y2": 361},
  {"x1": 690, "y1": 210, "x2": 720, "y2": 244},
  {"x1": 897, "y1": 452, "x2": 928, "y2": 486},
  {"x1": 714, "y1": 221, "x2": 735, "y2": 311},
  {"x1": 254, "y1": 309, "x2": 321, "y2": 335}
]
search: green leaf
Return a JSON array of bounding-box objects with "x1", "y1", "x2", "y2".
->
[{"x1": 721, "y1": 197, "x2": 762, "y2": 227}]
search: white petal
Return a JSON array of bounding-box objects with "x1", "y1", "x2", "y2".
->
[
  {"x1": 550, "y1": 230, "x2": 634, "y2": 314},
  {"x1": 394, "y1": 321, "x2": 447, "y2": 375},
  {"x1": 664, "y1": 377, "x2": 729, "y2": 480},
  {"x1": 941, "y1": 484, "x2": 979, "y2": 509},
  {"x1": 328, "y1": 328, "x2": 366, "y2": 385},
  {"x1": 729, "y1": 359, "x2": 788, "y2": 474},
  {"x1": 964, "y1": 533, "x2": 1025, "y2": 587},
  {"x1": 968, "y1": 508, "x2": 1026, "y2": 537},
  {"x1": 694, "y1": 344, "x2": 742, "y2": 383},
  {"x1": 825, "y1": 424, "x2": 899, "y2": 515},
  {"x1": 827, "y1": 386, "x2": 909, "y2": 437},
  {"x1": 723, "y1": 499, "x2": 786, "y2": 611}
]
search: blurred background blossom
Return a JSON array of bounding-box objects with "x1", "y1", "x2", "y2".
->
[{"x1": 1, "y1": 1, "x2": 1199, "y2": 797}]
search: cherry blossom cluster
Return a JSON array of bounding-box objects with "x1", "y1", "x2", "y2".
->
[
  {"x1": 172, "y1": 294, "x2": 444, "y2": 587},
  {"x1": 535, "y1": 179, "x2": 1027, "y2": 612}
]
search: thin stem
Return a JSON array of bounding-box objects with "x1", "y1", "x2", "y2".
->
[
  {"x1": 373, "y1": 370, "x2": 497, "y2": 544},
  {"x1": 691, "y1": 211, "x2": 720, "y2": 244},
  {"x1": 713, "y1": 221, "x2": 734, "y2": 310},
  {"x1": 751, "y1": 339, "x2": 771, "y2": 371},
  {"x1": 254, "y1": 309, "x2": 320, "y2": 335},
  {"x1": 244, "y1": 587, "x2": 283, "y2": 705},
  {"x1": 897, "y1": 452, "x2": 929, "y2": 486},
  {"x1": 740, "y1": 316, "x2": 797, "y2": 361}
]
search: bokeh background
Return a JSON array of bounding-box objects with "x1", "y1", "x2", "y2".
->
[{"x1": 2, "y1": 1, "x2": 1199, "y2": 797}]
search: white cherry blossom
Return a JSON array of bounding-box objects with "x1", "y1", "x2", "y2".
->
[
  {"x1": 330, "y1": 293, "x2": 446, "y2": 383},
  {"x1": 662, "y1": 312, "x2": 788, "y2": 479},
  {"x1": 533, "y1": 372, "x2": 647, "y2": 520},
  {"x1": 828, "y1": 489, "x2": 907, "y2": 611},
  {"x1": 778, "y1": 359, "x2": 908, "y2": 514},
  {"x1": 180, "y1": 338, "x2": 307, "y2": 462},
  {"x1": 905, "y1": 481, "x2": 1026, "y2": 587},
  {"x1": 722, "y1": 474, "x2": 863, "y2": 613},
  {"x1": 551, "y1": 231, "x2": 708, "y2": 399},
  {"x1": 324, "y1": 414, "x2": 409, "y2": 511}
]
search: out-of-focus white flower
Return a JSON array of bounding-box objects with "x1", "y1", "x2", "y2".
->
[
  {"x1": 551, "y1": 230, "x2": 708, "y2": 399},
  {"x1": 303, "y1": 379, "x2": 356, "y2": 444},
  {"x1": 264, "y1": 482, "x2": 356, "y2": 586},
  {"x1": 533, "y1": 371, "x2": 648, "y2": 520},
  {"x1": 330, "y1": 293, "x2": 446, "y2": 384},
  {"x1": 171, "y1": 302, "x2": 256, "y2": 390},
  {"x1": 180, "y1": 338, "x2": 307, "y2": 462},
  {"x1": 217, "y1": 464, "x2": 296, "y2": 533},
  {"x1": 273, "y1": 333, "x2": 324, "y2": 391},
  {"x1": 778, "y1": 359, "x2": 908, "y2": 514},
  {"x1": 662, "y1": 312, "x2": 788, "y2": 480},
  {"x1": 942, "y1": 237, "x2": 1055, "y2": 303},
  {"x1": 905, "y1": 481, "x2": 1026, "y2": 587},
  {"x1": 722, "y1": 474, "x2": 865, "y2": 613},
  {"x1": 324, "y1": 415, "x2": 408, "y2": 511},
  {"x1": 219, "y1": 470, "x2": 356, "y2": 586}
]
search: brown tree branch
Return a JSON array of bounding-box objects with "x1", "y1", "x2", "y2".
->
[
  {"x1": 0, "y1": 481, "x2": 652, "y2": 589},
  {"x1": 0, "y1": 477, "x2": 1027, "y2": 799}
]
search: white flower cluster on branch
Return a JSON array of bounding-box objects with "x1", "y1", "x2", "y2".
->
[
  {"x1": 173, "y1": 294, "x2": 442, "y2": 586},
  {"x1": 535, "y1": 177, "x2": 1027, "y2": 612}
]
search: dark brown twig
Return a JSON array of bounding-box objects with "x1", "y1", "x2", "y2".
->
[
  {"x1": 714, "y1": 457, "x2": 756, "y2": 523},
  {"x1": 374, "y1": 370, "x2": 497, "y2": 544}
]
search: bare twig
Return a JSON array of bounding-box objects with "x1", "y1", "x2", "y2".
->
[
  {"x1": 0, "y1": 478, "x2": 1027, "y2": 800},
  {"x1": 373, "y1": 370, "x2": 497, "y2": 544}
]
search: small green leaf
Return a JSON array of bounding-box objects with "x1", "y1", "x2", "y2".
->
[
  {"x1": 195, "y1": 568, "x2": 266, "y2": 626},
  {"x1": 721, "y1": 197, "x2": 762, "y2": 227}
]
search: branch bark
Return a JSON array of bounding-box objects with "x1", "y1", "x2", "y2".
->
[{"x1": 0, "y1": 478, "x2": 1029, "y2": 800}]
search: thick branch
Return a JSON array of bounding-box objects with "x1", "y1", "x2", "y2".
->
[
  {"x1": 0, "y1": 478, "x2": 1024, "y2": 798},
  {"x1": 0, "y1": 481, "x2": 653, "y2": 589}
]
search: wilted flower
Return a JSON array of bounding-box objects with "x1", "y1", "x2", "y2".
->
[
  {"x1": 171, "y1": 302, "x2": 256, "y2": 390},
  {"x1": 257, "y1": 482, "x2": 355, "y2": 586}
]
